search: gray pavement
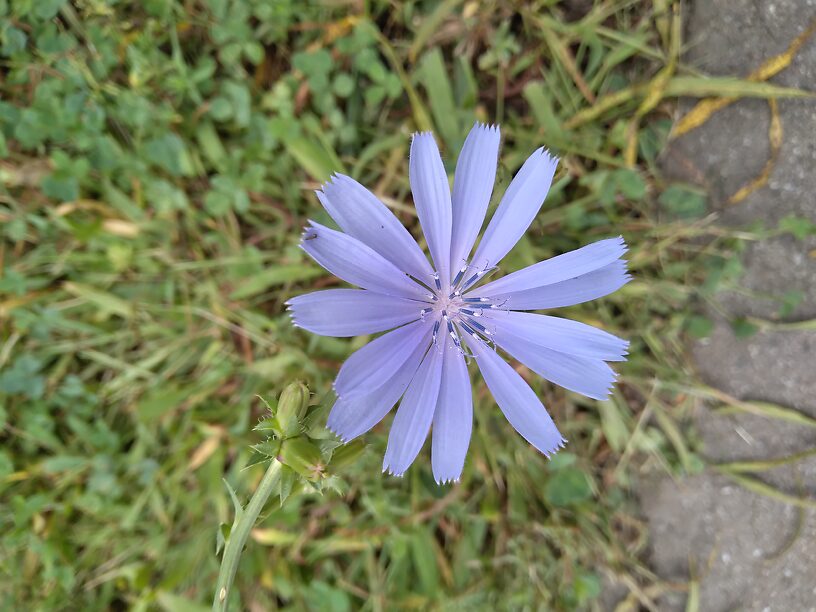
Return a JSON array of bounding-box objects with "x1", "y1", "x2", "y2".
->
[{"x1": 635, "y1": 1, "x2": 816, "y2": 611}]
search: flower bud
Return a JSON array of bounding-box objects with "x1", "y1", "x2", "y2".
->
[{"x1": 275, "y1": 381, "x2": 310, "y2": 438}]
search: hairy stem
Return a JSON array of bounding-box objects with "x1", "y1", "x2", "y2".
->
[{"x1": 213, "y1": 460, "x2": 282, "y2": 611}]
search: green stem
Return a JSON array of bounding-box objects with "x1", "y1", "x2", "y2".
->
[{"x1": 213, "y1": 460, "x2": 282, "y2": 611}]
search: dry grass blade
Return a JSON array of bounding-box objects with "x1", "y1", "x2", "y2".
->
[
  {"x1": 739, "y1": 315, "x2": 816, "y2": 332},
  {"x1": 765, "y1": 499, "x2": 805, "y2": 561},
  {"x1": 685, "y1": 577, "x2": 699, "y2": 612},
  {"x1": 726, "y1": 98, "x2": 782, "y2": 205},
  {"x1": 565, "y1": 76, "x2": 810, "y2": 130},
  {"x1": 714, "y1": 447, "x2": 816, "y2": 473},
  {"x1": 407, "y1": 0, "x2": 463, "y2": 62},
  {"x1": 714, "y1": 471, "x2": 816, "y2": 510},
  {"x1": 374, "y1": 29, "x2": 434, "y2": 132},
  {"x1": 670, "y1": 383, "x2": 816, "y2": 428},
  {"x1": 672, "y1": 17, "x2": 816, "y2": 137},
  {"x1": 540, "y1": 25, "x2": 596, "y2": 104},
  {"x1": 624, "y1": 5, "x2": 681, "y2": 166}
]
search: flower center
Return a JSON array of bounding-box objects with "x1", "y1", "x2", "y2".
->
[
  {"x1": 417, "y1": 267, "x2": 507, "y2": 354},
  {"x1": 431, "y1": 293, "x2": 461, "y2": 315}
]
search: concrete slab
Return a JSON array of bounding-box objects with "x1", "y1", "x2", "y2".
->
[{"x1": 634, "y1": 1, "x2": 816, "y2": 611}]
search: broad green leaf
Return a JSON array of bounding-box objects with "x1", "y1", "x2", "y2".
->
[{"x1": 665, "y1": 76, "x2": 815, "y2": 99}]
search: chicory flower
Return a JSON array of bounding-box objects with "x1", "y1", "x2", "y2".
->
[{"x1": 288, "y1": 123, "x2": 629, "y2": 483}]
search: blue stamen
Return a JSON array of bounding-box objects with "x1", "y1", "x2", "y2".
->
[
  {"x1": 446, "y1": 320, "x2": 462, "y2": 349},
  {"x1": 459, "y1": 321, "x2": 480, "y2": 338},
  {"x1": 465, "y1": 318, "x2": 492, "y2": 336},
  {"x1": 460, "y1": 265, "x2": 498, "y2": 292},
  {"x1": 461, "y1": 273, "x2": 481, "y2": 289},
  {"x1": 451, "y1": 265, "x2": 467, "y2": 288}
]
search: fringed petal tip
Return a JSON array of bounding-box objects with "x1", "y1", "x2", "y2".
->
[
  {"x1": 325, "y1": 423, "x2": 351, "y2": 444},
  {"x1": 382, "y1": 465, "x2": 406, "y2": 478},
  {"x1": 598, "y1": 366, "x2": 625, "y2": 399},
  {"x1": 318, "y1": 173, "x2": 338, "y2": 190},
  {"x1": 471, "y1": 120, "x2": 500, "y2": 134},
  {"x1": 599, "y1": 388, "x2": 614, "y2": 401},
  {"x1": 545, "y1": 150, "x2": 561, "y2": 169},
  {"x1": 623, "y1": 272, "x2": 633, "y2": 283},
  {"x1": 325, "y1": 407, "x2": 353, "y2": 443},
  {"x1": 299, "y1": 222, "x2": 319, "y2": 245},
  {"x1": 527, "y1": 145, "x2": 559, "y2": 164},
  {"x1": 614, "y1": 235, "x2": 629, "y2": 252},
  {"x1": 606, "y1": 343, "x2": 630, "y2": 363},
  {"x1": 542, "y1": 437, "x2": 569, "y2": 459},
  {"x1": 434, "y1": 476, "x2": 461, "y2": 486},
  {"x1": 285, "y1": 305, "x2": 298, "y2": 323},
  {"x1": 318, "y1": 172, "x2": 353, "y2": 195},
  {"x1": 331, "y1": 380, "x2": 367, "y2": 404}
]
